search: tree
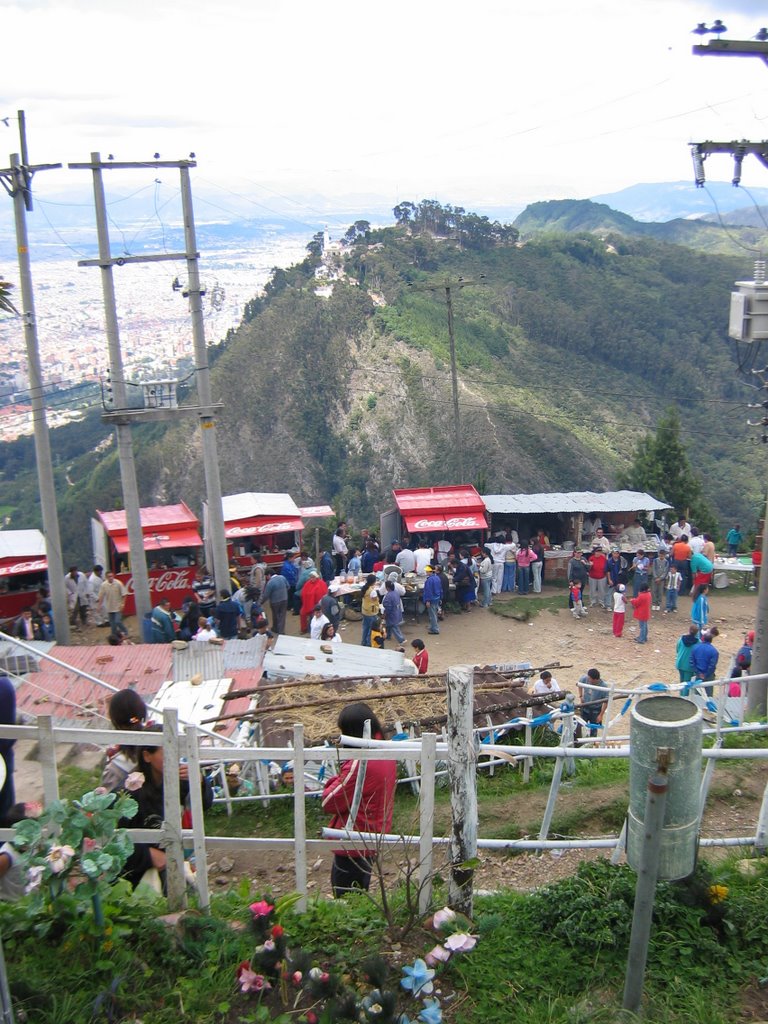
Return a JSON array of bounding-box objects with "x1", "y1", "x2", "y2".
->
[
  {"x1": 0, "y1": 277, "x2": 18, "y2": 315},
  {"x1": 618, "y1": 407, "x2": 717, "y2": 532},
  {"x1": 393, "y1": 202, "x2": 416, "y2": 226},
  {"x1": 343, "y1": 220, "x2": 371, "y2": 245}
]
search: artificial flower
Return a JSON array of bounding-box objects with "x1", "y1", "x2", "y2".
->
[
  {"x1": 291, "y1": 970, "x2": 303, "y2": 985},
  {"x1": 83, "y1": 837, "x2": 98, "y2": 853},
  {"x1": 425, "y1": 945, "x2": 450, "y2": 967},
  {"x1": 432, "y1": 908, "x2": 456, "y2": 930},
  {"x1": 249, "y1": 900, "x2": 274, "y2": 917},
  {"x1": 46, "y1": 844, "x2": 75, "y2": 874},
  {"x1": 401, "y1": 959, "x2": 434, "y2": 996},
  {"x1": 263, "y1": 939, "x2": 275, "y2": 952},
  {"x1": 308, "y1": 967, "x2": 330, "y2": 983},
  {"x1": 239, "y1": 967, "x2": 271, "y2": 994},
  {"x1": 271, "y1": 924, "x2": 284, "y2": 938},
  {"x1": 124, "y1": 772, "x2": 145, "y2": 793},
  {"x1": 25, "y1": 865, "x2": 44, "y2": 893},
  {"x1": 444, "y1": 932, "x2": 477, "y2": 953},
  {"x1": 418, "y1": 999, "x2": 443, "y2": 1024},
  {"x1": 305, "y1": 1013, "x2": 318, "y2": 1024},
  {"x1": 708, "y1": 884, "x2": 729, "y2": 905}
]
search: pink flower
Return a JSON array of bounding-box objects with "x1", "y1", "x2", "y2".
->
[
  {"x1": 238, "y1": 966, "x2": 271, "y2": 993},
  {"x1": 25, "y1": 865, "x2": 44, "y2": 893},
  {"x1": 124, "y1": 772, "x2": 145, "y2": 792},
  {"x1": 291, "y1": 970, "x2": 303, "y2": 985},
  {"x1": 425, "y1": 944, "x2": 451, "y2": 966},
  {"x1": 444, "y1": 932, "x2": 477, "y2": 953},
  {"x1": 249, "y1": 900, "x2": 274, "y2": 917},
  {"x1": 83, "y1": 838, "x2": 98, "y2": 853},
  {"x1": 92, "y1": 787, "x2": 109, "y2": 796},
  {"x1": 46, "y1": 844, "x2": 76, "y2": 874},
  {"x1": 432, "y1": 907, "x2": 456, "y2": 930}
]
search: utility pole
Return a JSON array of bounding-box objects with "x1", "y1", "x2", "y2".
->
[
  {"x1": 179, "y1": 164, "x2": 229, "y2": 595},
  {"x1": 69, "y1": 155, "x2": 229, "y2": 607},
  {"x1": 0, "y1": 114, "x2": 70, "y2": 643},
  {"x1": 409, "y1": 278, "x2": 483, "y2": 483},
  {"x1": 694, "y1": 29, "x2": 768, "y2": 714}
]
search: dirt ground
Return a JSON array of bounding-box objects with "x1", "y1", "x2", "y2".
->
[{"x1": 13, "y1": 582, "x2": 764, "y2": 899}]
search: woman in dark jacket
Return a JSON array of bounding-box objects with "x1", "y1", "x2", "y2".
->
[{"x1": 120, "y1": 728, "x2": 213, "y2": 891}]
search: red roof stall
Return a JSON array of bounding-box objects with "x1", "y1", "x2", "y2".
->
[
  {"x1": 92, "y1": 502, "x2": 203, "y2": 615},
  {"x1": 381, "y1": 486, "x2": 489, "y2": 550},
  {"x1": 0, "y1": 529, "x2": 48, "y2": 623},
  {"x1": 206, "y1": 493, "x2": 333, "y2": 568}
]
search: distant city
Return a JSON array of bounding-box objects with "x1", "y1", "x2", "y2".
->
[{"x1": 0, "y1": 230, "x2": 311, "y2": 442}]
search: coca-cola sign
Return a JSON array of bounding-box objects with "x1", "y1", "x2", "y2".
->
[
  {"x1": 412, "y1": 518, "x2": 448, "y2": 530},
  {"x1": 445, "y1": 516, "x2": 485, "y2": 529},
  {"x1": 117, "y1": 567, "x2": 196, "y2": 615},
  {"x1": 226, "y1": 521, "x2": 299, "y2": 537},
  {"x1": 0, "y1": 558, "x2": 48, "y2": 578}
]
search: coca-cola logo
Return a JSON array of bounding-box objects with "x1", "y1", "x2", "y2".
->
[
  {"x1": 119, "y1": 568, "x2": 196, "y2": 594},
  {"x1": 226, "y1": 521, "x2": 298, "y2": 537},
  {"x1": 0, "y1": 559, "x2": 48, "y2": 578},
  {"x1": 445, "y1": 517, "x2": 482, "y2": 529},
  {"x1": 413, "y1": 518, "x2": 447, "y2": 530}
]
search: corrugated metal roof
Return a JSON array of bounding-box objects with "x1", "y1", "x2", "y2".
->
[
  {"x1": 393, "y1": 485, "x2": 485, "y2": 515},
  {"x1": 0, "y1": 530, "x2": 46, "y2": 560},
  {"x1": 221, "y1": 492, "x2": 301, "y2": 522},
  {"x1": 97, "y1": 502, "x2": 199, "y2": 534},
  {"x1": 481, "y1": 490, "x2": 671, "y2": 515}
]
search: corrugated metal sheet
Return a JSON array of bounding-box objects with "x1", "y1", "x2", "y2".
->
[
  {"x1": 393, "y1": 485, "x2": 485, "y2": 515},
  {"x1": 482, "y1": 490, "x2": 671, "y2": 515},
  {"x1": 221, "y1": 492, "x2": 301, "y2": 521},
  {"x1": 0, "y1": 530, "x2": 46, "y2": 559},
  {"x1": 0, "y1": 639, "x2": 56, "y2": 677}
]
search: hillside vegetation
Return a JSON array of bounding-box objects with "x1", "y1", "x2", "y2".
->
[{"x1": 3, "y1": 199, "x2": 762, "y2": 562}]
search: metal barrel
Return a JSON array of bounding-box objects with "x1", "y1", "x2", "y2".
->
[{"x1": 627, "y1": 696, "x2": 702, "y2": 880}]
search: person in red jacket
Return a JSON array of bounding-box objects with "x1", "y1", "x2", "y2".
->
[
  {"x1": 321, "y1": 703, "x2": 397, "y2": 897},
  {"x1": 411, "y1": 638, "x2": 429, "y2": 674},
  {"x1": 299, "y1": 571, "x2": 328, "y2": 633},
  {"x1": 629, "y1": 583, "x2": 652, "y2": 644}
]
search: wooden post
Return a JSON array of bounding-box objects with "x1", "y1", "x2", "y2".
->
[
  {"x1": 162, "y1": 709, "x2": 186, "y2": 912},
  {"x1": 419, "y1": 732, "x2": 437, "y2": 915},
  {"x1": 184, "y1": 725, "x2": 210, "y2": 911},
  {"x1": 293, "y1": 724, "x2": 308, "y2": 911},
  {"x1": 37, "y1": 715, "x2": 59, "y2": 806},
  {"x1": 446, "y1": 665, "x2": 477, "y2": 916}
]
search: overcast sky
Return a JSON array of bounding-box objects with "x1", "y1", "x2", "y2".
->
[{"x1": 2, "y1": 0, "x2": 768, "y2": 218}]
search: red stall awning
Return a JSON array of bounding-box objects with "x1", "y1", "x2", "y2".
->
[
  {"x1": 394, "y1": 486, "x2": 489, "y2": 533},
  {"x1": 225, "y1": 517, "x2": 304, "y2": 539},
  {"x1": 98, "y1": 502, "x2": 203, "y2": 553},
  {"x1": 0, "y1": 530, "x2": 48, "y2": 577}
]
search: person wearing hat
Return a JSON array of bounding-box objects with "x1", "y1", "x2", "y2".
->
[
  {"x1": 382, "y1": 539, "x2": 401, "y2": 564},
  {"x1": 422, "y1": 563, "x2": 443, "y2": 634},
  {"x1": 736, "y1": 630, "x2": 754, "y2": 671},
  {"x1": 300, "y1": 570, "x2": 328, "y2": 634},
  {"x1": 612, "y1": 583, "x2": 627, "y2": 637}
]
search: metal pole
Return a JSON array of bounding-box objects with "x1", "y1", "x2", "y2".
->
[
  {"x1": 748, "y1": 494, "x2": 768, "y2": 715},
  {"x1": 178, "y1": 165, "x2": 230, "y2": 596},
  {"x1": 88, "y1": 152, "x2": 152, "y2": 624},
  {"x1": 622, "y1": 770, "x2": 669, "y2": 1016},
  {"x1": 444, "y1": 285, "x2": 464, "y2": 482},
  {"x1": 8, "y1": 154, "x2": 70, "y2": 643}
]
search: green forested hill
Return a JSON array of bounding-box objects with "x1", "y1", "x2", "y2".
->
[{"x1": 4, "y1": 200, "x2": 765, "y2": 563}]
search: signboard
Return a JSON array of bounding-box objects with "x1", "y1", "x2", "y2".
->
[{"x1": 117, "y1": 566, "x2": 197, "y2": 616}]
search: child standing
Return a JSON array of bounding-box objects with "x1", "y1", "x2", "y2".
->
[
  {"x1": 410, "y1": 638, "x2": 429, "y2": 674},
  {"x1": 665, "y1": 566, "x2": 682, "y2": 613},
  {"x1": 629, "y1": 583, "x2": 652, "y2": 644},
  {"x1": 570, "y1": 580, "x2": 587, "y2": 618},
  {"x1": 612, "y1": 583, "x2": 627, "y2": 637},
  {"x1": 691, "y1": 585, "x2": 710, "y2": 630}
]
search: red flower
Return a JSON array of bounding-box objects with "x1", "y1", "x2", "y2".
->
[
  {"x1": 271, "y1": 924, "x2": 284, "y2": 939},
  {"x1": 305, "y1": 1013, "x2": 318, "y2": 1024}
]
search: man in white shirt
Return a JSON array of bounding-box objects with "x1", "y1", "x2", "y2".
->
[
  {"x1": 88, "y1": 565, "x2": 107, "y2": 625},
  {"x1": 669, "y1": 515, "x2": 692, "y2": 541},
  {"x1": 688, "y1": 527, "x2": 705, "y2": 554},
  {"x1": 395, "y1": 546, "x2": 416, "y2": 574},
  {"x1": 590, "y1": 528, "x2": 611, "y2": 554},
  {"x1": 413, "y1": 539, "x2": 433, "y2": 575},
  {"x1": 484, "y1": 535, "x2": 515, "y2": 595},
  {"x1": 332, "y1": 528, "x2": 348, "y2": 575}
]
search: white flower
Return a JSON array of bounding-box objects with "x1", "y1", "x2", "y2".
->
[
  {"x1": 444, "y1": 932, "x2": 477, "y2": 953},
  {"x1": 46, "y1": 844, "x2": 76, "y2": 874},
  {"x1": 432, "y1": 907, "x2": 457, "y2": 930},
  {"x1": 25, "y1": 864, "x2": 44, "y2": 893},
  {"x1": 124, "y1": 771, "x2": 145, "y2": 792}
]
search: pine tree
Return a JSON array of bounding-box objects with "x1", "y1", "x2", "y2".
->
[{"x1": 619, "y1": 407, "x2": 717, "y2": 533}]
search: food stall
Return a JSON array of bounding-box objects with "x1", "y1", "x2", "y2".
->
[
  {"x1": 380, "y1": 485, "x2": 489, "y2": 552},
  {"x1": 91, "y1": 502, "x2": 203, "y2": 614},
  {"x1": 0, "y1": 529, "x2": 48, "y2": 623},
  {"x1": 207, "y1": 493, "x2": 334, "y2": 569},
  {"x1": 481, "y1": 490, "x2": 672, "y2": 579}
]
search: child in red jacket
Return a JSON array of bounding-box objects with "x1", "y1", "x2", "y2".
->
[
  {"x1": 321, "y1": 703, "x2": 397, "y2": 897},
  {"x1": 629, "y1": 583, "x2": 652, "y2": 644}
]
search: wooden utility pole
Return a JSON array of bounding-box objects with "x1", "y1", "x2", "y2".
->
[{"x1": 0, "y1": 114, "x2": 70, "y2": 643}]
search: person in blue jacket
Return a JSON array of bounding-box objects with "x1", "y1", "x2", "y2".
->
[
  {"x1": 422, "y1": 566, "x2": 443, "y2": 635},
  {"x1": 690, "y1": 627, "x2": 720, "y2": 695}
]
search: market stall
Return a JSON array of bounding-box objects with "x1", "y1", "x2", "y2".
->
[
  {"x1": 92, "y1": 502, "x2": 203, "y2": 614},
  {"x1": 380, "y1": 485, "x2": 489, "y2": 552},
  {"x1": 0, "y1": 529, "x2": 48, "y2": 623},
  {"x1": 208, "y1": 493, "x2": 334, "y2": 569},
  {"x1": 482, "y1": 490, "x2": 671, "y2": 579}
]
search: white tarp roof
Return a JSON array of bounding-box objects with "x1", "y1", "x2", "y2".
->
[
  {"x1": 0, "y1": 529, "x2": 47, "y2": 559},
  {"x1": 221, "y1": 492, "x2": 301, "y2": 522},
  {"x1": 482, "y1": 490, "x2": 671, "y2": 515}
]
